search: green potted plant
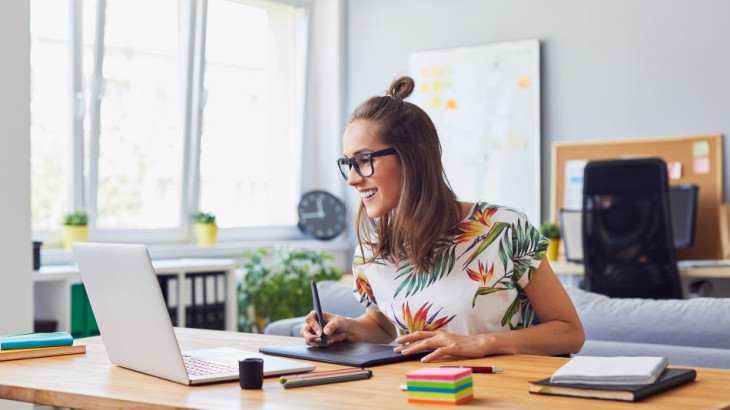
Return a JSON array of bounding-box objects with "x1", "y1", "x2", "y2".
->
[
  {"x1": 238, "y1": 247, "x2": 342, "y2": 333},
  {"x1": 61, "y1": 210, "x2": 89, "y2": 251},
  {"x1": 193, "y1": 211, "x2": 217, "y2": 247},
  {"x1": 540, "y1": 221, "x2": 561, "y2": 261}
]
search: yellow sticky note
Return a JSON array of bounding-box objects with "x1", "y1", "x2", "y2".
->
[
  {"x1": 518, "y1": 76, "x2": 531, "y2": 88},
  {"x1": 421, "y1": 83, "x2": 430, "y2": 93},
  {"x1": 507, "y1": 134, "x2": 526, "y2": 149},
  {"x1": 693, "y1": 141, "x2": 710, "y2": 157},
  {"x1": 433, "y1": 81, "x2": 442, "y2": 91},
  {"x1": 430, "y1": 97, "x2": 441, "y2": 108}
]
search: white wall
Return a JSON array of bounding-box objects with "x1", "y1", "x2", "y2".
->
[
  {"x1": 346, "y1": 0, "x2": 730, "y2": 221},
  {"x1": 0, "y1": 1, "x2": 33, "y2": 335}
]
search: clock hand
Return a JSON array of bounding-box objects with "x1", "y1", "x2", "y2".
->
[
  {"x1": 300, "y1": 212, "x2": 322, "y2": 220},
  {"x1": 316, "y1": 197, "x2": 324, "y2": 217}
]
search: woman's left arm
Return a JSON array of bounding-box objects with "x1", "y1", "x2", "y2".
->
[{"x1": 395, "y1": 258, "x2": 585, "y2": 362}]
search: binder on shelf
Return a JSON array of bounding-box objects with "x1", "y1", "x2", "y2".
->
[
  {"x1": 185, "y1": 277, "x2": 193, "y2": 327},
  {"x1": 205, "y1": 274, "x2": 217, "y2": 329},
  {"x1": 156, "y1": 275, "x2": 178, "y2": 326},
  {"x1": 193, "y1": 275, "x2": 205, "y2": 328},
  {"x1": 70, "y1": 283, "x2": 100, "y2": 338},
  {"x1": 215, "y1": 273, "x2": 226, "y2": 330}
]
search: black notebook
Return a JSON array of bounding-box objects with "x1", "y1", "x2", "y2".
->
[
  {"x1": 529, "y1": 368, "x2": 697, "y2": 402},
  {"x1": 259, "y1": 341, "x2": 429, "y2": 367}
]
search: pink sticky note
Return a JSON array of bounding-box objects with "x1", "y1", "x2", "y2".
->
[
  {"x1": 693, "y1": 157, "x2": 710, "y2": 174},
  {"x1": 406, "y1": 367, "x2": 472, "y2": 381}
]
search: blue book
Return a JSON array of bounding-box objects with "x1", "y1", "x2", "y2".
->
[{"x1": 0, "y1": 332, "x2": 74, "y2": 350}]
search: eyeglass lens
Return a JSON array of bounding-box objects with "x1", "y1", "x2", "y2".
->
[{"x1": 338, "y1": 154, "x2": 374, "y2": 180}]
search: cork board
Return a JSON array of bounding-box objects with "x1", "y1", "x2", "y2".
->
[{"x1": 551, "y1": 134, "x2": 723, "y2": 261}]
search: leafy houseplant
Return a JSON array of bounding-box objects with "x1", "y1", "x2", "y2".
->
[
  {"x1": 193, "y1": 211, "x2": 217, "y2": 247},
  {"x1": 540, "y1": 221, "x2": 561, "y2": 261},
  {"x1": 61, "y1": 210, "x2": 89, "y2": 250},
  {"x1": 238, "y1": 247, "x2": 342, "y2": 333}
]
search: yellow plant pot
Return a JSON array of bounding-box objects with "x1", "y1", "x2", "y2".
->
[
  {"x1": 62, "y1": 225, "x2": 88, "y2": 251},
  {"x1": 546, "y1": 238, "x2": 560, "y2": 261},
  {"x1": 194, "y1": 223, "x2": 218, "y2": 247}
]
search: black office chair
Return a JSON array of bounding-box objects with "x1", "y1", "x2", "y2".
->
[{"x1": 582, "y1": 158, "x2": 683, "y2": 299}]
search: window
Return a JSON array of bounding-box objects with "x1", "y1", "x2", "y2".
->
[
  {"x1": 29, "y1": 0, "x2": 310, "y2": 246},
  {"x1": 198, "y1": 0, "x2": 305, "y2": 229}
]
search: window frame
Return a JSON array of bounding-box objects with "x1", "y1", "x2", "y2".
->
[{"x1": 31, "y1": 0, "x2": 313, "y2": 247}]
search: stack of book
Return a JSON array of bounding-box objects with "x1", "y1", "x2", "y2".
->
[
  {"x1": 0, "y1": 332, "x2": 85, "y2": 362},
  {"x1": 529, "y1": 356, "x2": 697, "y2": 402},
  {"x1": 405, "y1": 367, "x2": 474, "y2": 405}
]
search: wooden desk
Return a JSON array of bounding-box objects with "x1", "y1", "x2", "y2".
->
[{"x1": 1, "y1": 329, "x2": 729, "y2": 409}]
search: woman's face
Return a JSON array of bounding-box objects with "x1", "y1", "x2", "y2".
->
[{"x1": 342, "y1": 119, "x2": 403, "y2": 218}]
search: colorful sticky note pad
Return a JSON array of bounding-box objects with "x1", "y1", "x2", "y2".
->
[{"x1": 406, "y1": 368, "x2": 474, "y2": 405}]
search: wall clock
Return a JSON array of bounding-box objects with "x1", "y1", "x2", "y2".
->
[{"x1": 297, "y1": 190, "x2": 346, "y2": 240}]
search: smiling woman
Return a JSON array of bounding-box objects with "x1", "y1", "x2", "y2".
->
[{"x1": 300, "y1": 76, "x2": 585, "y2": 363}]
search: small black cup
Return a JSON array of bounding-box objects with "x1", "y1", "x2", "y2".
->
[
  {"x1": 239, "y1": 358, "x2": 264, "y2": 390},
  {"x1": 32, "y1": 241, "x2": 42, "y2": 271}
]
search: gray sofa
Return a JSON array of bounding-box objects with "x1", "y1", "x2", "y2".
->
[{"x1": 265, "y1": 281, "x2": 730, "y2": 369}]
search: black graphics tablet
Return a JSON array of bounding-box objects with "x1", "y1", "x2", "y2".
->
[{"x1": 259, "y1": 341, "x2": 429, "y2": 367}]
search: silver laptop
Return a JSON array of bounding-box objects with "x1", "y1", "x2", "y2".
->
[{"x1": 72, "y1": 242, "x2": 315, "y2": 385}]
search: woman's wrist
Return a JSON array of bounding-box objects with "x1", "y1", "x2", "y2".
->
[{"x1": 476, "y1": 332, "x2": 515, "y2": 356}]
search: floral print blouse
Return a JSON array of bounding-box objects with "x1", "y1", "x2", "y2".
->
[{"x1": 352, "y1": 201, "x2": 548, "y2": 336}]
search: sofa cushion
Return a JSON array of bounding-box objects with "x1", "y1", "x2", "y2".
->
[
  {"x1": 578, "y1": 340, "x2": 730, "y2": 369},
  {"x1": 567, "y1": 287, "x2": 730, "y2": 349}
]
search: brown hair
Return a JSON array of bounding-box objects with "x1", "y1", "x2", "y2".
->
[{"x1": 351, "y1": 76, "x2": 460, "y2": 273}]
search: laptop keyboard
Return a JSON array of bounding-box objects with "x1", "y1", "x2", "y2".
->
[{"x1": 183, "y1": 354, "x2": 237, "y2": 376}]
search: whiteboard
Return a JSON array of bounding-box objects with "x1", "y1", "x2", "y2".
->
[{"x1": 409, "y1": 39, "x2": 541, "y2": 225}]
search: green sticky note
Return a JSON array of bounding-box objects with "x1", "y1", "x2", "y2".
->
[{"x1": 693, "y1": 141, "x2": 710, "y2": 157}]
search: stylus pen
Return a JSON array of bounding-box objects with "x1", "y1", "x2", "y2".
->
[
  {"x1": 311, "y1": 280, "x2": 327, "y2": 345},
  {"x1": 441, "y1": 366, "x2": 504, "y2": 373},
  {"x1": 283, "y1": 370, "x2": 372, "y2": 389}
]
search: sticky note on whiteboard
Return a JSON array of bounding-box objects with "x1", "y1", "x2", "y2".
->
[
  {"x1": 693, "y1": 141, "x2": 710, "y2": 157},
  {"x1": 693, "y1": 157, "x2": 710, "y2": 174}
]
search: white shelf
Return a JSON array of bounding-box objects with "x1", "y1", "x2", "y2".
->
[{"x1": 33, "y1": 258, "x2": 239, "y2": 333}]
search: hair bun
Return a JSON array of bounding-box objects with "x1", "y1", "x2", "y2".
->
[{"x1": 387, "y1": 76, "x2": 415, "y2": 100}]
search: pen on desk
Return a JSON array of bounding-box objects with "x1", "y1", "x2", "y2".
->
[
  {"x1": 441, "y1": 366, "x2": 504, "y2": 373},
  {"x1": 282, "y1": 369, "x2": 372, "y2": 389},
  {"x1": 311, "y1": 280, "x2": 327, "y2": 346},
  {"x1": 279, "y1": 368, "x2": 366, "y2": 383}
]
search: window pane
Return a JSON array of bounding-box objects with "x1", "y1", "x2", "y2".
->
[
  {"x1": 198, "y1": 0, "x2": 304, "y2": 228},
  {"x1": 30, "y1": 0, "x2": 70, "y2": 231},
  {"x1": 96, "y1": 0, "x2": 183, "y2": 229}
]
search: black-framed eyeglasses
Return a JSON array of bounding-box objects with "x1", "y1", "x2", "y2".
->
[{"x1": 336, "y1": 147, "x2": 398, "y2": 180}]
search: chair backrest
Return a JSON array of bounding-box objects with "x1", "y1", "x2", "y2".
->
[{"x1": 582, "y1": 158, "x2": 682, "y2": 299}]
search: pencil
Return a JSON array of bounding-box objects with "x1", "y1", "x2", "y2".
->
[
  {"x1": 279, "y1": 368, "x2": 366, "y2": 383},
  {"x1": 282, "y1": 369, "x2": 372, "y2": 389}
]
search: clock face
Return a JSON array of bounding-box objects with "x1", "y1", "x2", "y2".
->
[{"x1": 297, "y1": 190, "x2": 346, "y2": 240}]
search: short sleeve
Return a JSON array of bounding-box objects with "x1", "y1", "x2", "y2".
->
[{"x1": 511, "y1": 215, "x2": 548, "y2": 289}]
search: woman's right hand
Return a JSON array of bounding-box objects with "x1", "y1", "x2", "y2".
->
[{"x1": 301, "y1": 311, "x2": 351, "y2": 346}]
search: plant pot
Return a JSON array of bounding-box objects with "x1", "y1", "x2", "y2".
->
[
  {"x1": 194, "y1": 223, "x2": 218, "y2": 247},
  {"x1": 62, "y1": 225, "x2": 88, "y2": 251},
  {"x1": 546, "y1": 238, "x2": 560, "y2": 261}
]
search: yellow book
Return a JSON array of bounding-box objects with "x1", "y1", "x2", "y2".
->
[{"x1": 0, "y1": 342, "x2": 86, "y2": 362}]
